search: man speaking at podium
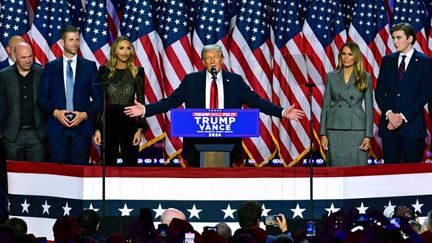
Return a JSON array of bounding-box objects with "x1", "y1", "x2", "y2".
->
[{"x1": 125, "y1": 44, "x2": 304, "y2": 167}]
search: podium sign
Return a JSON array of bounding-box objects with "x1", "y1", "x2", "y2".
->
[{"x1": 170, "y1": 109, "x2": 260, "y2": 138}]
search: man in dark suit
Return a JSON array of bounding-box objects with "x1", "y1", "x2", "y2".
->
[
  {"x1": 376, "y1": 22, "x2": 432, "y2": 163},
  {"x1": 0, "y1": 42, "x2": 47, "y2": 161},
  {"x1": 37, "y1": 26, "x2": 103, "y2": 165},
  {"x1": 124, "y1": 44, "x2": 304, "y2": 167},
  {"x1": 0, "y1": 35, "x2": 26, "y2": 70},
  {"x1": 0, "y1": 41, "x2": 32, "y2": 225}
]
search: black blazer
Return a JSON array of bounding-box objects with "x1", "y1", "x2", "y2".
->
[
  {"x1": 145, "y1": 70, "x2": 284, "y2": 166},
  {"x1": 0, "y1": 64, "x2": 47, "y2": 142}
]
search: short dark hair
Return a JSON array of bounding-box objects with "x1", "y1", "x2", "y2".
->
[
  {"x1": 391, "y1": 22, "x2": 416, "y2": 45},
  {"x1": 77, "y1": 209, "x2": 99, "y2": 235},
  {"x1": 61, "y1": 26, "x2": 79, "y2": 40},
  {"x1": 238, "y1": 201, "x2": 262, "y2": 228},
  {"x1": 5, "y1": 217, "x2": 27, "y2": 236}
]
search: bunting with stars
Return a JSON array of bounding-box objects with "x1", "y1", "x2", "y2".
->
[{"x1": 7, "y1": 161, "x2": 432, "y2": 241}]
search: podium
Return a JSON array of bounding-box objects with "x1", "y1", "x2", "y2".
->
[
  {"x1": 195, "y1": 144, "x2": 235, "y2": 167},
  {"x1": 171, "y1": 109, "x2": 260, "y2": 167}
]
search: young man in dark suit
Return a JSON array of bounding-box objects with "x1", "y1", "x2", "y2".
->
[
  {"x1": 37, "y1": 26, "x2": 103, "y2": 165},
  {"x1": 124, "y1": 44, "x2": 304, "y2": 167},
  {"x1": 376, "y1": 22, "x2": 432, "y2": 163}
]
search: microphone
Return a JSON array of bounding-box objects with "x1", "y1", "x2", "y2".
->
[{"x1": 210, "y1": 67, "x2": 217, "y2": 79}]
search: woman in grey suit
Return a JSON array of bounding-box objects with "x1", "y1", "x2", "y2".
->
[{"x1": 320, "y1": 42, "x2": 373, "y2": 166}]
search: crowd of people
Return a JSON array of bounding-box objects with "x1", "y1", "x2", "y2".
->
[{"x1": 0, "y1": 201, "x2": 431, "y2": 242}]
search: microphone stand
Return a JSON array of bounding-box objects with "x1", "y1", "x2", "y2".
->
[
  {"x1": 101, "y1": 86, "x2": 107, "y2": 218},
  {"x1": 305, "y1": 82, "x2": 315, "y2": 219}
]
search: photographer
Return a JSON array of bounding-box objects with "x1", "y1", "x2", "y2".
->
[{"x1": 231, "y1": 201, "x2": 293, "y2": 243}]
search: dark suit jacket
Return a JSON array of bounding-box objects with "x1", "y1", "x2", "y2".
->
[
  {"x1": 376, "y1": 50, "x2": 432, "y2": 139},
  {"x1": 146, "y1": 70, "x2": 283, "y2": 166},
  {"x1": 0, "y1": 64, "x2": 47, "y2": 142},
  {"x1": 37, "y1": 56, "x2": 103, "y2": 137},
  {"x1": 0, "y1": 59, "x2": 10, "y2": 71}
]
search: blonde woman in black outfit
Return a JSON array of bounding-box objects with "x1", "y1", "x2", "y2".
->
[{"x1": 94, "y1": 36, "x2": 147, "y2": 166}]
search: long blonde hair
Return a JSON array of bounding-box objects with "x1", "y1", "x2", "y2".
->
[
  {"x1": 106, "y1": 36, "x2": 138, "y2": 78},
  {"x1": 335, "y1": 42, "x2": 368, "y2": 93}
]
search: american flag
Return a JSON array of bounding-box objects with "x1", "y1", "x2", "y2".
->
[
  {"x1": 229, "y1": 0, "x2": 276, "y2": 166},
  {"x1": 119, "y1": 0, "x2": 166, "y2": 152},
  {"x1": 0, "y1": 0, "x2": 31, "y2": 61},
  {"x1": 155, "y1": 0, "x2": 195, "y2": 163},
  {"x1": 79, "y1": 0, "x2": 111, "y2": 66},
  {"x1": 348, "y1": 0, "x2": 393, "y2": 160},
  {"x1": 68, "y1": 0, "x2": 86, "y2": 30},
  {"x1": 7, "y1": 161, "x2": 432, "y2": 241},
  {"x1": 29, "y1": 0, "x2": 72, "y2": 65},
  {"x1": 106, "y1": 0, "x2": 125, "y2": 40},
  {"x1": 191, "y1": 0, "x2": 234, "y2": 70},
  {"x1": 392, "y1": 0, "x2": 429, "y2": 55},
  {"x1": 270, "y1": 0, "x2": 311, "y2": 167},
  {"x1": 302, "y1": 0, "x2": 347, "y2": 159}
]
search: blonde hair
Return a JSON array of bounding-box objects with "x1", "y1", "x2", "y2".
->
[
  {"x1": 336, "y1": 42, "x2": 368, "y2": 93},
  {"x1": 107, "y1": 36, "x2": 138, "y2": 78}
]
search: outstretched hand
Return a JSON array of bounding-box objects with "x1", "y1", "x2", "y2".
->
[
  {"x1": 283, "y1": 105, "x2": 305, "y2": 120},
  {"x1": 124, "y1": 100, "x2": 145, "y2": 117}
]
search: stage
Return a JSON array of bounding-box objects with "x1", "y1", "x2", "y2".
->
[{"x1": 6, "y1": 161, "x2": 432, "y2": 241}]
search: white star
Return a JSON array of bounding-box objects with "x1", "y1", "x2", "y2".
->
[
  {"x1": 356, "y1": 202, "x2": 369, "y2": 214},
  {"x1": 290, "y1": 203, "x2": 306, "y2": 219},
  {"x1": 412, "y1": 199, "x2": 423, "y2": 214},
  {"x1": 187, "y1": 204, "x2": 202, "y2": 219},
  {"x1": 42, "y1": 200, "x2": 51, "y2": 215},
  {"x1": 261, "y1": 204, "x2": 271, "y2": 217},
  {"x1": 153, "y1": 204, "x2": 165, "y2": 219},
  {"x1": 86, "y1": 203, "x2": 99, "y2": 212},
  {"x1": 325, "y1": 203, "x2": 340, "y2": 216},
  {"x1": 118, "y1": 203, "x2": 133, "y2": 216},
  {"x1": 21, "y1": 199, "x2": 30, "y2": 214},
  {"x1": 62, "y1": 202, "x2": 72, "y2": 215},
  {"x1": 221, "y1": 204, "x2": 236, "y2": 219}
]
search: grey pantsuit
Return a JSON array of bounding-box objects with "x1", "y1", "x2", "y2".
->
[{"x1": 320, "y1": 71, "x2": 373, "y2": 166}]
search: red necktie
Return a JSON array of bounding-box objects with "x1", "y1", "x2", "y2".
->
[{"x1": 210, "y1": 77, "x2": 218, "y2": 108}]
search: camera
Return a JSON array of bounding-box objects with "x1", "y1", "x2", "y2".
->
[
  {"x1": 306, "y1": 220, "x2": 316, "y2": 237},
  {"x1": 263, "y1": 215, "x2": 279, "y2": 226},
  {"x1": 203, "y1": 226, "x2": 217, "y2": 232}
]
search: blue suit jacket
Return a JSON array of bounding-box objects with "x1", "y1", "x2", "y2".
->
[
  {"x1": 146, "y1": 70, "x2": 283, "y2": 166},
  {"x1": 37, "y1": 56, "x2": 103, "y2": 137},
  {"x1": 376, "y1": 50, "x2": 432, "y2": 139}
]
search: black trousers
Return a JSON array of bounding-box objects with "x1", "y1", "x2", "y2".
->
[{"x1": 103, "y1": 105, "x2": 139, "y2": 166}]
